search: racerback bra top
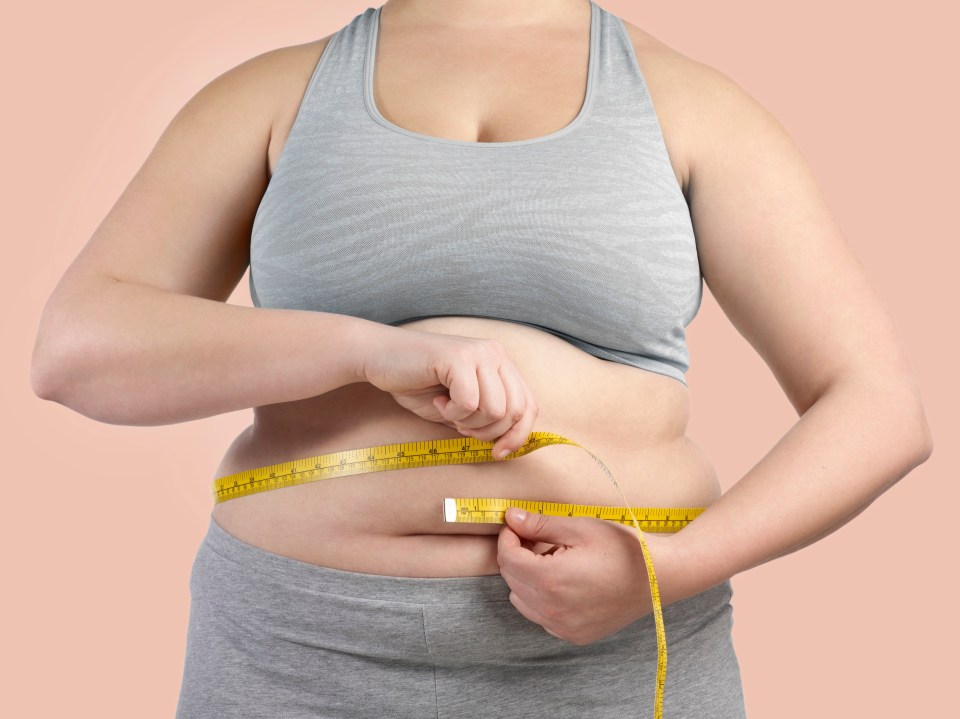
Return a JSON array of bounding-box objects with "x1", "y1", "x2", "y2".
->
[{"x1": 249, "y1": 1, "x2": 703, "y2": 386}]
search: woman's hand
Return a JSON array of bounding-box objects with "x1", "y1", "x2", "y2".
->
[
  {"x1": 359, "y1": 326, "x2": 539, "y2": 458},
  {"x1": 497, "y1": 507, "x2": 682, "y2": 645}
]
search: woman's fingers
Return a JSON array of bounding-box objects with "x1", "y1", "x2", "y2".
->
[
  {"x1": 459, "y1": 362, "x2": 537, "y2": 456},
  {"x1": 440, "y1": 363, "x2": 481, "y2": 422},
  {"x1": 430, "y1": 338, "x2": 537, "y2": 454},
  {"x1": 489, "y1": 365, "x2": 538, "y2": 456},
  {"x1": 458, "y1": 361, "x2": 506, "y2": 428}
]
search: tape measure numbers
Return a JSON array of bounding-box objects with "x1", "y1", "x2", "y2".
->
[
  {"x1": 212, "y1": 431, "x2": 707, "y2": 719},
  {"x1": 444, "y1": 497, "x2": 704, "y2": 530},
  {"x1": 215, "y1": 431, "x2": 602, "y2": 503}
]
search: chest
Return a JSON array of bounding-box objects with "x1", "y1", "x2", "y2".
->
[
  {"x1": 370, "y1": 21, "x2": 592, "y2": 145},
  {"x1": 248, "y1": 3, "x2": 702, "y2": 385}
]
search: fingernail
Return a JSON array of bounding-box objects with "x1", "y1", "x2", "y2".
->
[
  {"x1": 509, "y1": 507, "x2": 527, "y2": 522},
  {"x1": 497, "y1": 449, "x2": 509, "y2": 460}
]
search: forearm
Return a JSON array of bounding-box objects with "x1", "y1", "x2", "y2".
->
[
  {"x1": 32, "y1": 278, "x2": 384, "y2": 426},
  {"x1": 663, "y1": 377, "x2": 934, "y2": 603}
]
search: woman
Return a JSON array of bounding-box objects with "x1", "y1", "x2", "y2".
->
[{"x1": 30, "y1": 0, "x2": 933, "y2": 717}]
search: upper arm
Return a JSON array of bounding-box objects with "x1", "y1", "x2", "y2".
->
[
  {"x1": 683, "y1": 63, "x2": 919, "y2": 413},
  {"x1": 45, "y1": 39, "x2": 329, "y2": 305}
]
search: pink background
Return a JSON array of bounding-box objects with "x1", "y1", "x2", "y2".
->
[{"x1": 5, "y1": 1, "x2": 956, "y2": 715}]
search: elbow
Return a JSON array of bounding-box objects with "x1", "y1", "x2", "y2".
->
[
  {"x1": 30, "y1": 332, "x2": 71, "y2": 402},
  {"x1": 880, "y1": 377, "x2": 934, "y2": 469},
  {"x1": 31, "y1": 366, "x2": 61, "y2": 403},
  {"x1": 31, "y1": 283, "x2": 150, "y2": 424},
  {"x1": 830, "y1": 371, "x2": 934, "y2": 470},
  {"x1": 893, "y1": 375, "x2": 934, "y2": 468},
  {"x1": 32, "y1": 323, "x2": 171, "y2": 427},
  {"x1": 31, "y1": 345, "x2": 130, "y2": 425},
  {"x1": 30, "y1": 336, "x2": 90, "y2": 408},
  {"x1": 30, "y1": 357, "x2": 55, "y2": 401},
  {"x1": 31, "y1": 294, "x2": 82, "y2": 402},
  {"x1": 30, "y1": 325, "x2": 119, "y2": 422},
  {"x1": 911, "y1": 403, "x2": 934, "y2": 467}
]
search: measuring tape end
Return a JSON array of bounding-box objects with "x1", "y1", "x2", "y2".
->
[{"x1": 443, "y1": 497, "x2": 457, "y2": 523}]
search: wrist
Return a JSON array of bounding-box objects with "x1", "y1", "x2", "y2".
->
[
  {"x1": 347, "y1": 317, "x2": 398, "y2": 384},
  {"x1": 645, "y1": 531, "x2": 714, "y2": 609}
]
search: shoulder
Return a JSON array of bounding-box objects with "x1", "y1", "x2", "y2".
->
[
  {"x1": 197, "y1": 35, "x2": 338, "y2": 175},
  {"x1": 185, "y1": 36, "x2": 334, "y2": 117},
  {"x1": 257, "y1": 36, "x2": 339, "y2": 174},
  {"x1": 617, "y1": 18, "x2": 776, "y2": 196},
  {"x1": 248, "y1": 35, "x2": 338, "y2": 101}
]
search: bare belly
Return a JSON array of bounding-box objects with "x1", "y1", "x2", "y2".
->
[{"x1": 210, "y1": 316, "x2": 721, "y2": 577}]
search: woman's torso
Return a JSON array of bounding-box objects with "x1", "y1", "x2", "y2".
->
[{"x1": 211, "y1": 1, "x2": 716, "y2": 577}]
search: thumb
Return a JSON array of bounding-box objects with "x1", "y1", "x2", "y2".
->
[{"x1": 504, "y1": 507, "x2": 584, "y2": 546}]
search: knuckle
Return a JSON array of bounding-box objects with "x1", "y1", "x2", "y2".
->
[
  {"x1": 457, "y1": 391, "x2": 480, "y2": 412},
  {"x1": 541, "y1": 604, "x2": 561, "y2": 623},
  {"x1": 538, "y1": 572, "x2": 560, "y2": 597},
  {"x1": 485, "y1": 337, "x2": 507, "y2": 353},
  {"x1": 453, "y1": 346, "x2": 476, "y2": 368},
  {"x1": 487, "y1": 404, "x2": 507, "y2": 420}
]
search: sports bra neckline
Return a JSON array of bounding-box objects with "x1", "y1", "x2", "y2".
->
[{"x1": 362, "y1": 0, "x2": 600, "y2": 148}]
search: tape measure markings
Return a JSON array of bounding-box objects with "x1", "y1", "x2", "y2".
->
[
  {"x1": 213, "y1": 434, "x2": 577, "y2": 503},
  {"x1": 443, "y1": 497, "x2": 704, "y2": 531}
]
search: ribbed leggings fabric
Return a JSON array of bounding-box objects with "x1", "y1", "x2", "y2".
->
[{"x1": 175, "y1": 515, "x2": 746, "y2": 718}]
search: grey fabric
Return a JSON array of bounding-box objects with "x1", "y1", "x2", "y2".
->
[
  {"x1": 175, "y1": 516, "x2": 746, "y2": 718},
  {"x1": 249, "y1": 1, "x2": 702, "y2": 386}
]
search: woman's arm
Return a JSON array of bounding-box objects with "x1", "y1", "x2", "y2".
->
[
  {"x1": 664, "y1": 62, "x2": 934, "y2": 602},
  {"x1": 30, "y1": 38, "x2": 539, "y2": 454},
  {"x1": 32, "y1": 278, "x2": 378, "y2": 426},
  {"x1": 497, "y1": 58, "x2": 933, "y2": 646},
  {"x1": 30, "y1": 39, "x2": 378, "y2": 426}
]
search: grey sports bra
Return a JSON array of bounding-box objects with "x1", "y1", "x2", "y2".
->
[{"x1": 249, "y1": 1, "x2": 703, "y2": 386}]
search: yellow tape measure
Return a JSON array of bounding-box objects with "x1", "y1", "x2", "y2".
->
[
  {"x1": 212, "y1": 431, "x2": 706, "y2": 719},
  {"x1": 443, "y1": 497, "x2": 704, "y2": 530}
]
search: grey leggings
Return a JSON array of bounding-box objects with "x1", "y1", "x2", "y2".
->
[{"x1": 175, "y1": 515, "x2": 746, "y2": 718}]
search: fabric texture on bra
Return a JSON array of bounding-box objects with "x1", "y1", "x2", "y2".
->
[{"x1": 249, "y1": 1, "x2": 703, "y2": 386}]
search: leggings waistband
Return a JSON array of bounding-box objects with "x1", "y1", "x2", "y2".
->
[{"x1": 201, "y1": 514, "x2": 733, "y2": 617}]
